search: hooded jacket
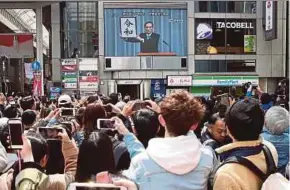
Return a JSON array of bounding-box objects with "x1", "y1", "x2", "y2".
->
[{"x1": 123, "y1": 131, "x2": 214, "y2": 190}]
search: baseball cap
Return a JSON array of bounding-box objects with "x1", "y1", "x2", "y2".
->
[
  {"x1": 225, "y1": 98, "x2": 264, "y2": 141},
  {"x1": 58, "y1": 94, "x2": 72, "y2": 105}
]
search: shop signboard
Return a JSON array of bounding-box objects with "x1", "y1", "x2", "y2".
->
[
  {"x1": 167, "y1": 75, "x2": 192, "y2": 87},
  {"x1": 61, "y1": 59, "x2": 77, "y2": 66},
  {"x1": 79, "y1": 82, "x2": 99, "y2": 89},
  {"x1": 192, "y1": 76, "x2": 258, "y2": 86},
  {"x1": 151, "y1": 79, "x2": 166, "y2": 98},
  {"x1": 62, "y1": 65, "x2": 77, "y2": 72},
  {"x1": 64, "y1": 82, "x2": 77, "y2": 89},
  {"x1": 49, "y1": 87, "x2": 61, "y2": 100}
]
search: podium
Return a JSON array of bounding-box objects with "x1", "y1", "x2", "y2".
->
[{"x1": 137, "y1": 52, "x2": 176, "y2": 56}]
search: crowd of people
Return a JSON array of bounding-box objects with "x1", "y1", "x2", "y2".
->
[{"x1": 0, "y1": 79, "x2": 288, "y2": 190}]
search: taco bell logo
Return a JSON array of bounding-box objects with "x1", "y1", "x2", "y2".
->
[{"x1": 196, "y1": 23, "x2": 213, "y2": 40}]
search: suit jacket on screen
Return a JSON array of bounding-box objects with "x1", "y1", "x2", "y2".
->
[{"x1": 139, "y1": 33, "x2": 160, "y2": 53}]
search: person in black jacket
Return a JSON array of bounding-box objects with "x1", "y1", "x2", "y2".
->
[
  {"x1": 200, "y1": 114, "x2": 231, "y2": 150},
  {"x1": 122, "y1": 21, "x2": 160, "y2": 53}
]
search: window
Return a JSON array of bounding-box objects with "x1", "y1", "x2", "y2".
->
[
  {"x1": 195, "y1": 19, "x2": 256, "y2": 54},
  {"x1": 195, "y1": 1, "x2": 256, "y2": 13},
  {"x1": 195, "y1": 60, "x2": 256, "y2": 73},
  {"x1": 61, "y1": 2, "x2": 98, "y2": 58}
]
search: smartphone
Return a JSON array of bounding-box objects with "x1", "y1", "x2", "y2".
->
[
  {"x1": 37, "y1": 127, "x2": 62, "y2": 139},
  {"x1": 46, "y1": 139, "x2": 64, "y2": 174},
  {"x1": 67, "y1": 183, "x2": 125, "y2": 190},
  {"x1": 60, "y1": 108, "x2": 76, "y2": 117},
  {"x1": 218, "y1": 93, "x2": 230, "y2": 107},
  {"x1": 97, "y1": 119, "x2": 115, "y2": 130},
  {"x1": 8, "y1": 119, "x2": 23, "y2": 149},
  {"x1": 280, "y1": 104, "x2": 285, "y2": 108},
  {"x1": 132, "y1": 101, "x2": 151, "y2": 111}
]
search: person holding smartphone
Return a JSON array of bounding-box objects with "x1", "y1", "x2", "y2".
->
[{"x1": 13, "y1": 127, "x2": 78, "y2": 190}]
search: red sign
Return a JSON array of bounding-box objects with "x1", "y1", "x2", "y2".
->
[
  {"x1": 62, "y1": 65, "x2": 77, "y2": 71},
  {"x1": 33, "y1": 72, "x2": 42, "y2": 96},
  {"x1": 79, "y1": 76, "x2": 99, "y2": 82}
]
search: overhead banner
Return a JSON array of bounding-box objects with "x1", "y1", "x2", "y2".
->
[
  {"x1": 0, "y1": 34, "x2": 33, "y2": 58},
  {"x1": 264, "y1": 1, "x2": 277, "y2": 41}
]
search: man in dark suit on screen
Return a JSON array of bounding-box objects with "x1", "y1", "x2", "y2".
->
[{"x1": 122, "y1": 21, "x2": 160, "y2": 53}]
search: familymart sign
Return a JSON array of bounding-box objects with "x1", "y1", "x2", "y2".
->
[
  {"x1": 216, "y1": 22, "x2": 254, "y2": 29},
  {"x1": 192, "y1": 76, "x2": 258, "y2": 86}
]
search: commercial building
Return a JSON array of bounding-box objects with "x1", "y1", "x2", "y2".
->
[{"x1": 0, "y1": 1, "x2": 288, "y2": 99}]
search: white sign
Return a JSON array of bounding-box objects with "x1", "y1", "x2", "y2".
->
[
  {"x1": 265, "y1": 1, "x2": 273, "y2": 31},
  {"x1": 167, "y1": 76, "x2": 192, "y2": 87},
  {"x1": 117, "y1": 80, "x2": 142, "y2": 85},
  {"x1": 216, "y1": 22, "x2": 254, "y2": 29},
  {"x1": 80, "y1": 82, "x2": 99, "y2": 89},
  {"x1": 64, "y1": 83, "x2": 77, "y2": 89},
  {"x1": 192, "y1": 79, "x2": 258, "y2": 86},
  {"x1": 79, "y1": 58, "x2": 98, "y2": 71},
  {"x1": 61, "y1": 59, "x2": 77, "y2": 66},
  {"x1": 120, "y1": 17, "x2": 137, "y2": 38}
]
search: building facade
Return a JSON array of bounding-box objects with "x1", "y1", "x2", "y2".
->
[{"x1": 50, "y1": 1, "x2": 288, "y2": 99}]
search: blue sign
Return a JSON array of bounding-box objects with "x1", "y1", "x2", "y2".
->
[
  {"x1": 32, "y1": 61, "x2": 41, "y2": 71},
  {"x1": 50, "y1": 87, "x2": 61, "y2": 100},
  {"x1": 151, "y1": 79, "x2": 166, "y2": 99}
]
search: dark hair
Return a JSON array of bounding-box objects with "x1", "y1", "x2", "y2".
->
[
  {"x1": 20, "y1": 96, "x2": 35, "y2": 111},
  {"x1": 260, "y1": 93, "x2": 272, "y2": 105},
  {"x1": 83, "y1": 103, "x2": 106, "y2": 136},
  {"x1": 87, "y1": 96, "x2": 98, "y2": 104},
  {"x1": 25, "y1": 131, "x2": 48, "y2": 163},
  {"x1": 109, "y1": 93, "x2": 119, "y2": 105},
  {"x1": 160, "y1": 90, "x2": 205, "y2": 136},
  {"x1": 144, "y1": 21, "x2": 154, "y2": 27},
  {"x1": 225, "y1": 98, "x2": 264, "y2": 141},
  {"x1": 132, "y1": 109, "x2": 159, "y2": 148},
  {"x1": 75, "y1": 132, "x2": 115, "y2": 182},
  {"x1": 76, "y1": 107, "x2": 86, "y2": 126},
  {"x1": 0, "y1": 119, "x2": 9, "y2": 150},
  {"x1": 208, "y1": 114, "x2": 223, "y2": 125},
  {"x1": 3, "y1": 105, "x2": 18, "y2": 118},
  {"x1": 21, "y1": 110, "x2": 36, "y2": 126}
]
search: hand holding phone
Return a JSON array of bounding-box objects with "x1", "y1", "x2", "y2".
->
[
  {"x1": 60, "y1": 108, "x2": 76, "y2": 117},
  {"x1": 37, "y1": 127, "x2": 62, "y2": 140},
  {"x1": 8, "y1": 119, "x2": 23, "y2": 149},
  {"x1": 97, "y1": 119, "x2": 116, "y2": 130}
]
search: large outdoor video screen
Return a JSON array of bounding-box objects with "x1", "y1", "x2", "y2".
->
[{"x1": 104, "y1": 8, "x2": 187, "y2": 56}]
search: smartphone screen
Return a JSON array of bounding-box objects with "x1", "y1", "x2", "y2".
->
[
  {"x1": 38, "y1": 127, "x2": 62, "y2": 139},
  {"x1": 97, "y1": 119, "x2": 115, "y2": 130},
  {"x1": 61, "y1": 108, "x2": 75, "y2": 117},
  {"x1": 8, "y1": 120, "x2": 23, "y2": 149},
  {"x1": 46, "y1": 139, "x2": 64, "y2": 174}
]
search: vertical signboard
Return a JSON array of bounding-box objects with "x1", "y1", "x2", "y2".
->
[
  {"x1": 264, "y1": 1, "x2": 277, "y2": 41},
  {"x1": 61, "y1": 59, "x2": 77, "y2": 89}
]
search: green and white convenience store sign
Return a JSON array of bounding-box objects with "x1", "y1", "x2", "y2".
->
[{"x1": 192, "y1": 76, "x2": 259, "y2": 86}]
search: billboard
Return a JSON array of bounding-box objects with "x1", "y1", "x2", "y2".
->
[{"x1": 104, "y1": 8, "x2": 187, "y2": 56}]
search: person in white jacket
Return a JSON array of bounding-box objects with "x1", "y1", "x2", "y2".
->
[{"x1": 114, "y1": 90, "x2": 215, "y2": 190}]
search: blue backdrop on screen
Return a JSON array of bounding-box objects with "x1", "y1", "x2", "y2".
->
[{"x1": 104, "y1": 8, "x2": 187, "y2": 56}]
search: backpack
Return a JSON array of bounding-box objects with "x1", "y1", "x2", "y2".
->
[{"x1": 209, "y1": 145, "x2": 282, "y2": 190}]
